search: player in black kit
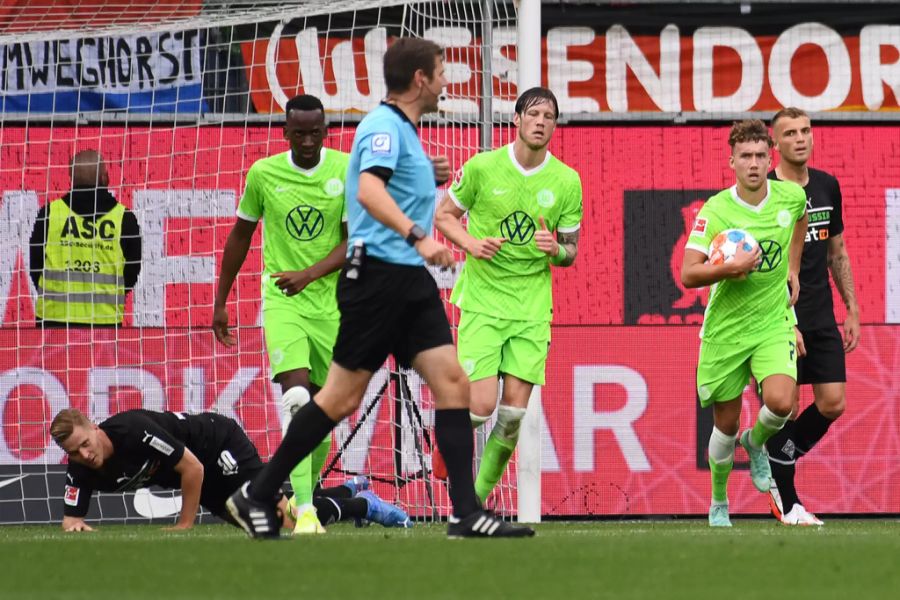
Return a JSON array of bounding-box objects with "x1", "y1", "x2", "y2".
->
[
  {"x1": 766, "y1": 107, "x2": 861, "y2": 525},
  {"x1": 50, "y1": 408, "x2": 409, "y2": 532}
]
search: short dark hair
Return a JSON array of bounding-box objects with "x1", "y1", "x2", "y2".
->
[
  {"x1": 771, "y1": 106, "x2": 809, "y2": 128},
  {"x1": 383, "y1": 37, "x2": 443, "y2": 94},
  {"x1": 728, "y1": 119, "x2": 773, "y2": 149},
  {"x1": 285, "y1": 94, "x2": 325, "y2": 116},
  {"x1": 515, "y1": 87, "x2": 559, "y2": 119}
]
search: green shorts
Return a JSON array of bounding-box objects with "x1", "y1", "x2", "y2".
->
[
  {"x1": 457, "y1": 310, "x2": 551, "y2": 385},
  {"x1": 696, "y1": 329, "x2": 798, "y2": 407},
  {"x1": 263, "y1": 306, "x2": 339, "y2": 387}
]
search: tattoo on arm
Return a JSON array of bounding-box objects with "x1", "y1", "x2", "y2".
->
[
  {"x1": 556, "y1": 229, "x2": 580, "y2": 267},
  {"x1": 828, "y1": 239, "x2": 858, "y2": 313}
]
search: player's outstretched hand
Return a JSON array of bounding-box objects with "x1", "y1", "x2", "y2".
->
[
  {"x1": 468, "y1": 237, "x2": 506, "y2": 260},
  {"x1": 162, "y1": 523, "x2": 194, "y2": 532},
  {"x1": 415, "y1": 237, "x2": 456, "y2": 268},
  {"x1": 431, "y1": 155, "x2": 451, "y2": 185},
  {"x1": 843, "y1": 312, "x2": 861, "y2": 353},
  {"x1": 788, "y1": 270, "x2": 800, "y2": 305},
  {"x1": 63, "y1": 518, "x2": 95, "y2": 532},
  {"x1": 729, "y1": 245, "x2": 761, "y2": 279},
  {"x1": 272, "y1": 271, "x2": 314, "y2": 297},
  {"x1": 794, "y1": 327, "x2": 807, "y2": 358},
  {"x1": 535, "y1": 216, "x2": 558, "y2": 257},
  {"x1": 212, "y1": 306, "x2": 236, "y2": 347}
]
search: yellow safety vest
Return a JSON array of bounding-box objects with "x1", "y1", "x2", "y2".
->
[{"x1": 36, "y1": 199, "x2": 127, "y2": 324}]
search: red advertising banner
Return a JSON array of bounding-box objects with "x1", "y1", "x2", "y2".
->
[
  {"x1": 241, "y1": 25, "x2": 900, "y2": 114},
  {"x1": 1, "y1": 124, "x2": 897, "y2": 515},
  {"x1": 0, "y1": 125, "x2": 895, "y2": 327},
  {"x1": 541, "y1": 326, "x2": 900, "y2": 516},
  {"x1": 1, "y1": 326, "x2": 897, "y2": 515}
]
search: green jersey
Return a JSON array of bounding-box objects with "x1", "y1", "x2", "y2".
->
[
  {"x1": 448, "y1": 144, "x2": 583, "y2": 322},
  {"x1": 686, "y1": 180, "x2": 807, "y2": 342},
  {"x1": 237, "y1": 148, "x2": 349, "y2": 320}
]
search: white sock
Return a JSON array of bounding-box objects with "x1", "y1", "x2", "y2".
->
[
  {"x1": 280, "y1": 387, "x2": 311, "y2": 436},
  {"x1": 709, "y1": 426, "x2": 737, "y2": 464},
  {"x1": 470, "y1": 412, "x2": 489, "y2": 430}
]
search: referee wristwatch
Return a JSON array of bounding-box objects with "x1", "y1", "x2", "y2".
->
[{"x1": 405, "y1": 224, "x2": 427, "y2": 246}]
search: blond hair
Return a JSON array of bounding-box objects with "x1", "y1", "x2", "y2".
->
[
  {"x1": 728, "y1": 119, "x2": 773, "y2": 150},
  {"x1": 50, "y1": 408, "x2": 91, "y2": 446}
]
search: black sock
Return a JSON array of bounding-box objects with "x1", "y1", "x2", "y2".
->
[
  {"x1": 434, "y1": 408, "x2": 479, "y2": 518},
  {"x1": 250, "y1": 401, "x2": 337, "y2": 502},
  {"x1": 793, "y1": 402, "x2": 834, "y2": 455},
  {"x1": 314, "y1": 483, "x2": 352, "y2": 499},
  {"x1": 766, "y1": 420, "x2": 800, "y2": 512},
  {"x1": 312, "y1": 497, "x2": 367, "y2": 526},
  {"x1": 313, "y1": 497, "x2": 339, "y2": 525},
  {"x1": 340, "y1": 497, "x2": 368, "y2": 521}
]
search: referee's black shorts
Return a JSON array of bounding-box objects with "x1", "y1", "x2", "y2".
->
[
  {"x1": 333, "y1": 256, "x2": 454, "y2": 372},
  {"x1": 797, "y1": 325, "x2": 846, "y2": 385}
]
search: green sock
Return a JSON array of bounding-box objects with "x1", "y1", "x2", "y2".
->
[
  {"x1": 310, "y1": 434, "x2": 332, "y2": 482},
  {"x1": 289, "y1": 455, "x2": 314, "y2": 506},
  {"x1": 749, "y1": 408, "x2": 788, "y2": 449},
  {"x1": 290, "y1": 434, "x2": 332, "y2": 506},
  {"x1": 709, "y1": 456, "x2": 733, "y2": 504},
  {"x1": 474, "y1": 432, "x2": 516, "y2": 502}
]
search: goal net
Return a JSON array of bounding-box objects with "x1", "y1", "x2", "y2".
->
[{"x1": 0, "y1": 0, "x2": 523, "y2": 525}]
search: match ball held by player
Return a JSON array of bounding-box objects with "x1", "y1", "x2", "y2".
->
[{"x1": 707, "y1": 229, "x2": 758, "y2": 266}]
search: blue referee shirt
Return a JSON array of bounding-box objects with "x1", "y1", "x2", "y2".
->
[{"x1": 345, "y1": 103, "x2": 436, "y2": 266}]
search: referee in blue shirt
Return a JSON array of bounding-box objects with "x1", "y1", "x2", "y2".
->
[{"x1": 228, "y1": 37, "x2": 533, "y2": 539}]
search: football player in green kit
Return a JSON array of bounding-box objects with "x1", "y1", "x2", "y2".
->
[
  {"x1": 681, "y1": 119, "x2": 808, "y2": 527},
  {"x1": 214, "y1": 95, "x2": 349, "y2": 535},
  {"x1": 434, "y1": 87, "x2": 582, "y2": 502}
]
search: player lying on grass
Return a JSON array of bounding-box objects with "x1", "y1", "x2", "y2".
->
[{"x1": 50, "y1": 408, "x2": 411, "y2": 532}]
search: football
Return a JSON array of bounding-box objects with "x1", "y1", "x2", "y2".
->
[{"x1": 707, "y1": 229, "x2": 758, "y2": 265}]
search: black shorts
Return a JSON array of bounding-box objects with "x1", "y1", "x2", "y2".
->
[
  {"x1": 198, "y1": 417, "x2": 265, "y2": 518},
  {"x1": 332, "y1": 257, "x2": 454, "y2": 372},
  {"x1": 797, "y1": 326, "x2": 846, "y2": 385}
]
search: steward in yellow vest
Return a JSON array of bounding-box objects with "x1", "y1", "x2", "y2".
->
[{"x1": 29, "y1": 150, "x2": 142, "y2": 326}]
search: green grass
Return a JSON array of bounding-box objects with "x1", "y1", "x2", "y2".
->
[{"x1": 3, "y1": 520, "x2": 899, "y2": 600}]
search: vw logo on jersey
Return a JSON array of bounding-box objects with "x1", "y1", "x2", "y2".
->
[
  {"x1": 757, "y1": 239, "x2": 783, "y2": 272},
  {"x1": 500, "y1": 211, "x2": 536, "y2": 245},
  {"x1": 324, "y1": 178, "x2": 344, "y2": 197},
  {"x1": 286, "y1": 205, "x2": 325, "y2": 240}
]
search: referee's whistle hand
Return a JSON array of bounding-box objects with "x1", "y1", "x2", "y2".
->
[{"x1": 416, "y1": 237, "x2": 456, "y2": 268}]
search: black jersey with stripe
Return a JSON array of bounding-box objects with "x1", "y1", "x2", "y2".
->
[{"x1": 769, "y1": 167, "x2": 844, "y2": 330}]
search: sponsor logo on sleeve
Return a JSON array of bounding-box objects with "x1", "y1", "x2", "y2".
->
[
  {"x1": 142, "y1": 430, "x2": 175, "y2": 456},
  {"x1": 692, "y1": 217, "x2": 707, "y2": 235},
  {"x1": 453, "y1": 167, "x2": 464, "y2": 187},
  {"x1": 371, "y1": 133, "x2": 392, "y2": 155},
  {"x1": 64, "y1": 485, "x2": 80, "y2": 506}
]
